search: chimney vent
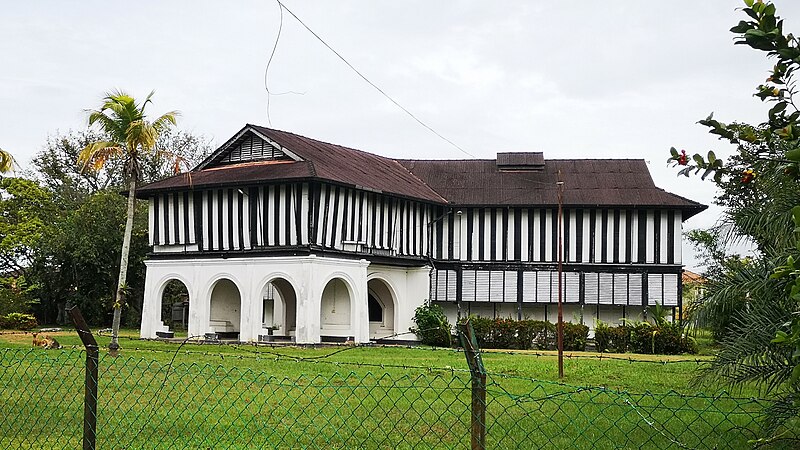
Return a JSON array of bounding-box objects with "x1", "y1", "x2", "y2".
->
[{"x1": 496, "y1": 152, "x2": 544, "y2": 171}]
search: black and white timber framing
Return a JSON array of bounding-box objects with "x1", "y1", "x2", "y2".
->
[{"x1": 140, "y1": 124, "x2": 706, "y2": 321}]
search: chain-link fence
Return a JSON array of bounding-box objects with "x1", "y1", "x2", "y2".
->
[{"x1": 0, "y1": 342, "x2": 789, "y2": 449}]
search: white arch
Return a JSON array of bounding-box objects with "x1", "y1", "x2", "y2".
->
[
  {"x1": 319, "y1": 273, "x2": 359, "y2": 339},
  {"x1": 255, "y1": 271, "x2": 301, "y2": 299},
  {"x1": 154, "y1": 274, "x2": 193, "y2": 304},
  {"x1": 366, "y1": 274, "x2": 399, "y2": 335},
  {"x1": 202, "y1": 272, "x2": 245, "y2": 301},
  {"x1": 256, "y1": 272, "x2": 300, "y2": 338},
  {"x1": 205, "y1": 273, "x2": 245, "y2": 338},
  {"x1": 320, "y1": 271, "x2": 358, "y2": 297}
]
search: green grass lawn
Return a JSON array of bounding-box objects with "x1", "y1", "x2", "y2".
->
[{"x1": 0, "y1": 328, "x2": 785, "y2": 449}]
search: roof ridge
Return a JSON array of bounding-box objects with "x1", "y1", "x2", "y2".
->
[{"x1": 251, "y1": 124, "x2": 398, "y2": 161}]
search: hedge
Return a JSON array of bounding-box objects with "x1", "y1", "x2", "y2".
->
[
  {"x1": 467, "y1": 316, "x2": 589, "y2": 351},
  {"x1": 594, "y1": 321, "x2": 697, "y2": 355}
]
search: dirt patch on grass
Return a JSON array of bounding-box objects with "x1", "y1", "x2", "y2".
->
[{"x1": 0, "y1": 330, "x2": 73, "y2": 346}]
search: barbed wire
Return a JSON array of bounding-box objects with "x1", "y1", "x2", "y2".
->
[{"x1": 4, "y1": 328, "x2": 713, "y2": 367}]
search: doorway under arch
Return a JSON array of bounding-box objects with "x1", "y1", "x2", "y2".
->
[
  {"x1": 160, "y1": 279, "x2": 190, "y2": 335},
  {"x1": 209, "y1": 278, "x2": 241, "y2": 339},
  {"x1": 367, "y1": 278, "x2": 396, "y2": 339},
  {"x1": 261, "y1": 278, "x2": 297, "y2": 339},
  {"x1": 320, "y1": 278, "x2": 352, "y2": 339}
]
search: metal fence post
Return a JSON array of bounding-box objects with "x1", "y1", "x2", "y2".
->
[
  {"x1": 68, "y1": 306, "x2": 99, "y2": 450},
  {"x1": 459, "y1": 319, "x2": 487, "y2": 450}
]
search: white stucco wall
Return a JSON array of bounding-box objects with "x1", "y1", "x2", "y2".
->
[
  {"x1": 141, "y1": 255, "x2": 399, "y2": 344},
  {"x1": 366, "y1": 265, "x2": 430, "y2": 341}
]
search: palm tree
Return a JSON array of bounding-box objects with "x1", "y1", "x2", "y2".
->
[
  {"x1": 79, "y1": 90, "x2": 178, "y2": 355},
  {"x1": 0, "y1": 148, "x2": 14, "y2": 173}
]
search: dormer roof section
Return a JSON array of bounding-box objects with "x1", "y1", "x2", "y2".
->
[
  {"x1": 496, "y1": 152, "x2": 545, "y2": 171},
  {"x1": 196, "y1": 125, "x2": 303, "y2": 170}
]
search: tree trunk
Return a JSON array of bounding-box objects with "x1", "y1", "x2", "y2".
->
[{"x1": 109, "y1": 177, "x2": 137, "y2": 356}]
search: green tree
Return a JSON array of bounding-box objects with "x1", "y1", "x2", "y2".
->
[
  {"x1": 30, "y1": 191, "x2": 149, "y2": 326},
  {"x1": 22, "y1": 127, "x2": 210, "y2": 327},
  {"x1": 30, "y1": 128, "x2": 211, "y2": 209},
  {"x1": 668, "y1": 1, "x2": 800, "y2": 441},
  {"x1": 0, "y1": 178, "x2": 58, "y2": 316},
  {"x1": 78, "y1": 90, "x2": 179, "y2": 355}
]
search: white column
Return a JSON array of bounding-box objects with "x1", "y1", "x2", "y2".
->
[
  {"x1": 239, "y1": 264, "x2": 258, "y2": 342},
  {"x1": 191, "y1": 266, "x2": 211, "y2": 339},
  {"x1": 139, "y1": 264, "x2": 160, "y2": 339},
  {"x1": 295, "y1": 255, "x2": 320, "y2": 343},
  {"x1": 353, "y1": 259, "x2": 371, "y2": 343}
]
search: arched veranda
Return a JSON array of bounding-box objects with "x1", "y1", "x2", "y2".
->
[
  {"x1": 209, "y1": 278, "x2": 242, "y2": 340},
  {"x1": 159, "y1": 279, "x2": 190, "y2": 337},
  {"x1": 367, "y1": 278, "x2": 396, "y2": 340},
  {"x1": 260, "y1": 278, "x2": 297, "y2": 341},
  {"x1": 320, "y1": 278, "x2": 353, "y2": 341}
]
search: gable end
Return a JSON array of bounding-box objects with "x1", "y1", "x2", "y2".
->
[
  {"x1": 219, "y1": 133, "x2": 288, "y2": 165},
  {"x1": 197, "y1": 126, "x2": 304, "y2": 170}
]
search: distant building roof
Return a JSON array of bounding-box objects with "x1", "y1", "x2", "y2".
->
[
  {"x1": 137, "y1": 125, "x2": 707, "y2": 217},
  {"x1": 682, "y1": 270, "x2": 706, "y2": 284}
]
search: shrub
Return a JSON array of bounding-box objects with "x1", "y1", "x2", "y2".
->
[
  {"x1": 0, "y1": 313, "x2": 38, "y2": 330},
  {"x1": 517, "y1": 320, "x2": 555, "y2": 350},
  {"x1": 469, "y1": 315, "x2": 493, "y2": 347},
  {"x1": 629, "y1": 322, "x2": 657, "y2": 354},
  {"x1": 468, "y1": 317, "x2": 555, "y2": 350},
  {"x1": 626, "y1": 321, "x2": 697, "y2": 355},
  {"x1": 411, "y1": 304, "x2": 452, "y2": 347},
  {"x1": 609, "y1": 324, "x2": 632, "y2": 353},
  {"x1": 562, "y1": 322, "x2": 589, "y2": 351},
  {"x1": 594, "y1": 320, "x2": 612, "y2": 352}
]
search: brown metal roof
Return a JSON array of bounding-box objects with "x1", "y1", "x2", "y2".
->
[
  {"x1": 397, "y1": 159, "x2": 707, "y2": 218},
  {"x1": 136, "y1": 159, "x2": 316, "y2": 193},
  {"x1": 137, "y1": 125, "x2": 707, "y2": 218},
  {"x1": 250, "y1": 126, "x2": 446, "y2": 202},
  {"x1": 138, "y1": 125, "x2": 446, "y2": 202}
]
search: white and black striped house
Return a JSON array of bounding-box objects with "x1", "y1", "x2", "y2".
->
[{"x1": 138, "y1": 125, "x2": 706, "y2": 343}]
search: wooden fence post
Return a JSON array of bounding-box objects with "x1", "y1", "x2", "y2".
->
[
  {"x1": 459, "y1": 319, "x2": 487, "y2": 450},
  {"x1": 68, "y1": 306, "x2": 99, "y2": 450}
]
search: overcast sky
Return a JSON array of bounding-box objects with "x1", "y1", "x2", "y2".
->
[{"x1": 3, "y1": 1, "x2": 799, "y2": 271}]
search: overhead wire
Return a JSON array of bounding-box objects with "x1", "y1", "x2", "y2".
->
[
  {"x1": 269, "y1": 0, "x2": 474, "y2": 158},
  {"x1": 263, "y1": 0, "x2": 305, "y2": 126}
]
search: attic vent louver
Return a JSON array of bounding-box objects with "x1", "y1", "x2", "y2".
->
[{"x1": 496, "y1": 152, "x2": 545, "y2": 171}]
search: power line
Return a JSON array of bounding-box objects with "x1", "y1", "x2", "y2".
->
[
  {"x1": 263, "y1": 1, "x2": 306, "y2": 125},
  {"x1": 273, "y1": 0, "x2": 475, "y2": 158},
  {"x1": 263, "y1": 0, "x2": 283, "y2": 126}
]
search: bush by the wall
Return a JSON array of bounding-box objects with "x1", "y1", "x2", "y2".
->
[
  {"x1": 596, "y1": 321, "x2": 696, "y2": 355},
  {"x1": 411, "y1": 304, "x2": 452, "y2": 347},
  {"x1": 609, "y1": 325, "x2": 632, "y2": 353},
  {"x1": 464, "y1": 317, "x2": 585, "y2": 351},
  {"x1": 460, "y1": 316, "x2": 694, "y2": 355},
  {"x1": 470, "y1": 317, "x2": 555, "y2": 350},
  {"x1": 594, "y1": 321, "x2": 613, "y2": 352},
  {"x1": 0, "y1": 313, "x2": 38, "y2": 330},
  {"x1": 562, "y1": 323, "x2": 589, "y2": 351},
  {"x1": 517, "y1": 320, "x2": 555, "y2": 350},
  {"x1": 629, "y1": 322, "x2": 656, "y2": 354}
]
